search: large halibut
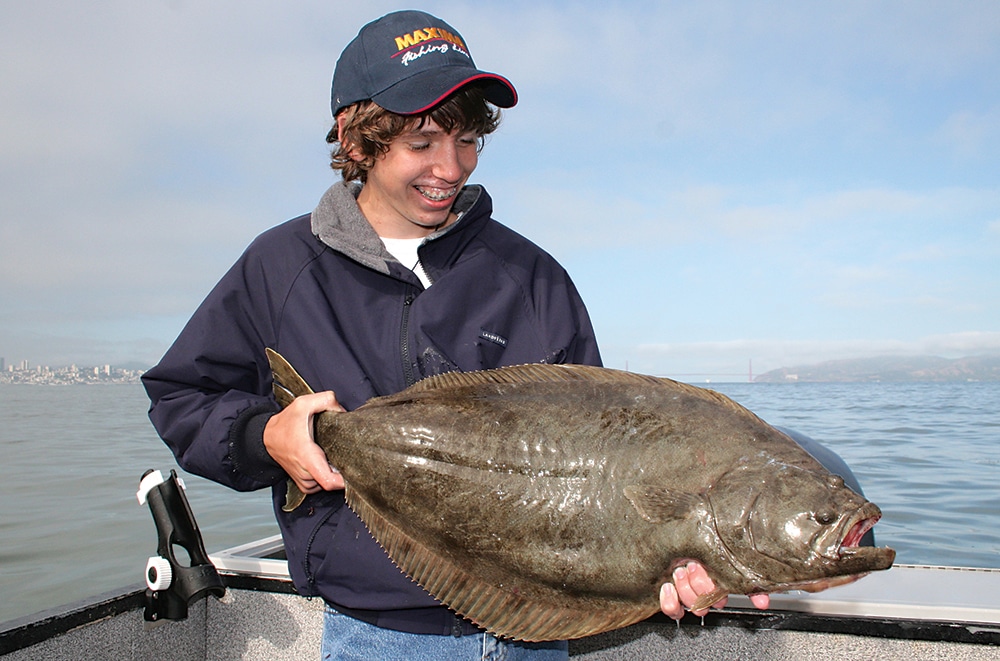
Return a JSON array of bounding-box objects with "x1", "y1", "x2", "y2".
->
[{"x1": 267, "y1": 349, "x2": 895, "y2": 641}]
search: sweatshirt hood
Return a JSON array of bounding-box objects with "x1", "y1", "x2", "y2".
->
[{"x1": 311, "y1": 181, "x2": 484, "y2": 275}]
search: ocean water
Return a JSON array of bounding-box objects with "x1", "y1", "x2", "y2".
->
[
  {"x1": 1, "y1": 380, "x2": 998, "y2": 625},
  {"x1": 0, "y1": 384, "x2": 279, "y2": 625}
]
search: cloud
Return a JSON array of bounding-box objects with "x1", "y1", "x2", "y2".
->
[
  {"x1": 936, "y1": 106, "x2": 1000, "y2": 160},
  {"x1": 0, "y1": 1, "x2": 354, "y2": 319},
  {"x1": 490, "y1": 176, "x2": 1000, "y2": 256},
  {"x1": 2, "y1": 1, "x2": 999, "y2": 371}
]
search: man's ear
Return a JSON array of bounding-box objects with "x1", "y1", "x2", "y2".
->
[{"x1": 336, "y1": 114, "x2": 363, "y2": 162}]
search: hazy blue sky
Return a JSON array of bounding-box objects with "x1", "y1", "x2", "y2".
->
[{"x1": 2, "y1": 1, "x2": 998, "y2": 379}]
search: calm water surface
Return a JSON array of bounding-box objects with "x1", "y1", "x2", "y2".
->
[
  {"x1": 0, "y1": 384, "x2": 277, "y2": 624},
  {"x1": 0, "y1": 381, "x2": 997, "y2": 624},
  {"x1": 710, "y1": 381, "x2": 1000, "y2": 573}
]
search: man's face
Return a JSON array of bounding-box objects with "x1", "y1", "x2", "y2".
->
[{"x1": 356, "y1": 118, "x2": 480, "y2": 239}]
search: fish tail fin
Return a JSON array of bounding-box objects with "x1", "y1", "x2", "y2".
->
[
  {"x1": 265, "y1": 348, "x2": 316, "y2": 513},
  {"x1": 282, "y1": 485, "x2": 308, "y2": 512},
  {"x1": 266, "y1": 348, "x2": 315, "y2": 407}
]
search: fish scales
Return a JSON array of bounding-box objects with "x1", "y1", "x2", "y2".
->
[{"x1": 267, "y1": 349, "x2": 895, "y2": 641}]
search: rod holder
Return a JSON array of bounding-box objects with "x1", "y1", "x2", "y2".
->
[{"x1": 137, "y1": 469, "x2": 225, "y2": 622}]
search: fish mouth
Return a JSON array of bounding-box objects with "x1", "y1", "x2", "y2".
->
[
  {"x1": 832, "y1": 502, "x2": 895, "y2": 571},
  {"x1": 839, "y1": 507, "x2": 879, "y2": 551}
]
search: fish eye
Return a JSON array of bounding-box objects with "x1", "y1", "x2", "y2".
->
[{"x1": 815, "y1": 511, "x2": 837, "y2": 525}]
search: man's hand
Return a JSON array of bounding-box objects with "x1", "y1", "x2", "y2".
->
[
  {"x1": 263, "y1": 391, "x2": 345, "y2": 493},
  {"x1": 659, "y1": 562, "x2": 770, "y2": 620}
]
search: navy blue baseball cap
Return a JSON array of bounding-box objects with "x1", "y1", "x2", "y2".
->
[{"x1": 331, "y1": 10, "x2": 517, "y2": 117}]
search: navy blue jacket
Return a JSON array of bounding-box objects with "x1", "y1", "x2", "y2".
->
[{"x1": 143, "y1": 181, "x2": 602, "y2": 635}]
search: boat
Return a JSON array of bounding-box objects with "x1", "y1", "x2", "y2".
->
[
  {"x1": 4, "y1": 452, "x2": 1000, "y2": 660},
  {"x1": 2, "y1": 531, "x2": 999, "y2": 660}
]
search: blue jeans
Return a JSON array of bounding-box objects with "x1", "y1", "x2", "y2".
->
[{"x1": 321, "y1": 608, "x2": 569, "y2": 661}]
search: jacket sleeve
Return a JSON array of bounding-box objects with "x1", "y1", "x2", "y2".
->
[
  {"x1": 142, "y1": 246, "x2": 286, "y2": 492},
  {"x1": 526, "y1": 252, "x2": 603, "y2": 369},
  {"x1": 561, "y1": 274, "x2": 602, "y2": 368}
]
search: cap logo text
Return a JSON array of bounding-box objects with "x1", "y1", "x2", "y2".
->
[{"x1": 393, "y1": 27, "x2": 468, "y2": 57}]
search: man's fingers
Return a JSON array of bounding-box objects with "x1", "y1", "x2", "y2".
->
[
  {"x1": 685, "y1": 562, "x2": 728, "y2": 611},
  {"x1": 684, "y1": 562, "x2": 714, "y2": 593},
  {"x1": 310, "y1": 390, "x2": 346, "y2": 413},
  {"x1": 659, "y1": 582, "x2": 684, "y2": 620},
  {"x1": 313, "y1": 462, "x2": 344, "y2": 490},
  {"x1": 285, "y1": 390, "x2": 345, "y2": 417},
  {"x1": 672, "y1": 562, "x2": 729, "y2": 618},
  {"x1": 300, "y1": 441, "x2": 344, "y2": 491},
  {"x1": 672, "y1": 565, "x2": 698, "y2": 612},
  {"x1": 664, "y1": 562, "x2": 765, "y2": 623}
]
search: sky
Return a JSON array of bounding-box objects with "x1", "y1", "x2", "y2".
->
[{"x1": 2, "y1": 0, "x2": 999, "y2": 379}]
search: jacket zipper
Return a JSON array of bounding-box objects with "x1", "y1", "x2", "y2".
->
[{"x1": 400, "y1": 292, "x2": 416, "y2": 387}]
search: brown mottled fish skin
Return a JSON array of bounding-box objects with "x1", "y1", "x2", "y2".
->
[{"x1": 266, "y1": 349, "x2": 895, "y2": 642}]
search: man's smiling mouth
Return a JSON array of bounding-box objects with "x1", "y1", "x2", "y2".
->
[{"x1": 416, "y1": 186, "x2": 457, "y2": 202}]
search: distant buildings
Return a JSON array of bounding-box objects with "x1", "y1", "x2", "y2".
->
[{"x1": 0, "y1": 360, "x2": 143, "y2": 385}]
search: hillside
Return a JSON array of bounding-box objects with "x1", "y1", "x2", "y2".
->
[{"x1": 754, "y1": 354, "x2": 1000, "y2": 383}]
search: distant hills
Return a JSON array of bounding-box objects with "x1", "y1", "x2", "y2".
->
[{"x1": 754, "y1": 354, "x2": 1000, "y2": 383}]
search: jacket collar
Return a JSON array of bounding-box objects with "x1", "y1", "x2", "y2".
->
[{"x1": 311, "y1": 181, "x2": 486, "y2": 275}]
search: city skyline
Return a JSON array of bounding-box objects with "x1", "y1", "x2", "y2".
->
[
  {"x1": 1, "y1": 357, "x2": 131, "y2": 371},
  {"x1": 0, "y1": 358, "x2": 143, "y2": 385}
]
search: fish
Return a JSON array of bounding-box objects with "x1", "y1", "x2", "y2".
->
[{"x1": 266, "y1": 348, "x2": 895, "y2": 642}]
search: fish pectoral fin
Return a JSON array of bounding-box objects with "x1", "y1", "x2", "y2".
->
[
  {"x1": 623, "y1": 485, "x2": 701, "y2": 523},
  {"x1": 266, "y1": 348, "x2": 315, "y2": 407}
]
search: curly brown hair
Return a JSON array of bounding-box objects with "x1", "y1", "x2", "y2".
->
[{"x1": 327, "y1": 85, "x2": 502, "y2": 183}]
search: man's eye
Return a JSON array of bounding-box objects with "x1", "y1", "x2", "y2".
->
[{"x1": 409, "y1": 143, "x2": 430, "y2": 151}]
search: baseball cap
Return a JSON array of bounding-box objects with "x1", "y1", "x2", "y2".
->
[{"x1": 331, "y1": 10, "x2": 517, "y2": 117}]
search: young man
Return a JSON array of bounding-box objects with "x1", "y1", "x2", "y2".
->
[{"x1": 143, "y1": 10, "x2": 760, "y2": 660}]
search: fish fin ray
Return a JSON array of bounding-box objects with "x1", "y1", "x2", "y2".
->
[
  {"x1": 345, "y1": 487, "x2": 653, "y2": 641},
  {"x1": 405, "y1": 363, "x2": 666, "y2": 392},
  {"x1": 690, "y1": 587, "x2": 730, "y2": 612},
  {"x1": 623, "y1": 485, "x2": 701, "y2": 523},
  {"x1": 266, "y1": 348, "x2": 315, "y2": 407}
]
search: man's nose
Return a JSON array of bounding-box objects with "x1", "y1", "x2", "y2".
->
[{"x1": 432, "y1": 142, "x2": 466, "y2": 182}]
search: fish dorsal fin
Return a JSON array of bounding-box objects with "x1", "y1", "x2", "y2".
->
[
  {"x1": 407, "y1": 363, "x2": 666, "y2": 392},
  {"x1": 266, "y1": 348, "x2": 315, "y2": 407},
  {"x1": 623, "y1": 485, "x2": 703, "y2": 523},
  {"x1": 406, "y1": 364, "x2": 763, "y2": 422},
  {"x1": 345, "y1": 487, "x2": 656, "y2": 642}
]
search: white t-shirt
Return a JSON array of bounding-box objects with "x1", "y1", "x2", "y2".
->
[{"x1": 380, "y1": 236, "x2": 432, "y2": 288}]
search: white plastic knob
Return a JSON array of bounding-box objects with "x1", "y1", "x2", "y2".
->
[
  {"x1": 136, "y1": 470, "x2": 187, "y2": 505},
  {"x1": 136, "y1": 470, "x2": 166, "y2": 505},
  {"x1": 145, "y1": 556, "x2": 173, "y2": 591}
]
